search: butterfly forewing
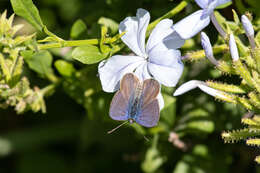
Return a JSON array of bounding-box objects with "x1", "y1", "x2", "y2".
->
[
  {"x1": 141, "y1": 78, "x2": 160, "y2": 106},
  {"x1": 120, "y1": 73, "x2": 139, "y2": 100},
  {"x1": 135, "y1": 99, "x2": 160, "y2": 127},
  {"x1": 109, "y1": 90, "x2": 128, "y2": 121}
]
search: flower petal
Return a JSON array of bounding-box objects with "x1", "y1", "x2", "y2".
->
[
  {"x1": 146, "y1": 19, "x2": 185, "y2": 54},
  {"x1": 172, "y1": 10, "x2": 210, "y2": 39},
  {"x1": 202, "y1": 0, "x2": 218, "y2": 18},
  {"x1": 98, "y1": 55, "x2": 145, "y2": 92},
  {"x1": 195, "y1": 0, "x2": 210, "y2": 8},
  {"x1": 148, "y1": 32, "x2": 185, "y2": 56},
  {"x1": 157, "y1": 92, "x2": 164, "y2": 110},
  {"x1": 146, "y1": 19, "x2": 173, "y2": 51},
  {"x1": 173, "y1": 80, "x2": 204, "y2": 96},
  {"x1": 148, "y1": 49, "x2": 183, "y2": 87},
  {"x1": 119, "y1": 8, "x2": 150, "y2": 57},
  {"x1": 134, "y1": 63, "x2": 151, "y2": 81}
]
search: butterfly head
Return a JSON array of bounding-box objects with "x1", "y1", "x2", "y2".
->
[{"x1": 128, "y1": 118, "x2": 134, "y2": 124}]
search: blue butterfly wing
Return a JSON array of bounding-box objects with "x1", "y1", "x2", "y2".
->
[
  {"x1": 109, "y1": 73, "x2": 139, "y2": 121},
  {"x1": 109, "y1": 90, "x2": 128, "y2": 121},
  {"x1": 135, "y1": 79, "x2": 160, "y2": 127},
  {"x1": 120, "y1": 73, "x2": 139, "y2": 100},
  {"x1": 141, "y1": 78, "x2": 160, "y2": 106},
  {"x1": 135, "y1": 99, "x2": 160, "y2": 127}
]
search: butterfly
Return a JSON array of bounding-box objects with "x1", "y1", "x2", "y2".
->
[{"x1": 108, "y1": 73, "x2": 160, "y2": 133}]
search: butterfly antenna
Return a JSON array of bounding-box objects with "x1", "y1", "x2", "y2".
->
[
  {"x1": 107, "y1": 121, "x2": 128, "y2": 134},
  {"x1": 143, "y1": 135, "x2": 150, "y2": 142}
]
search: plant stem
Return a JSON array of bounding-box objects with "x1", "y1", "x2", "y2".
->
[
  {"x1": 38, "y1": 39, "x2": 99, "y2": 50},
  {"x1": 38, "y1": 1, "x2": 189, "y2": 51},
  {"x1": 146, "y1": 0, "x2": 189, "y2": 35},
  {"x1": 210, "y1": 13, "x2": 227, "y2": 39}
]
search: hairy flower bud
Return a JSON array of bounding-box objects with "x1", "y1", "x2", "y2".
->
[
  {"x1": 229, "y1": 34, "x2": 239, "y2": 61},
  {"x1": 241, "y1": 15, "x2": 254, "y2": 37},
  {"x1": 201, "y1": 32, "x2": 218, "y2": 65},
  {"x1": 241, "y1": 15, "x2": 256, "y2": 49}
]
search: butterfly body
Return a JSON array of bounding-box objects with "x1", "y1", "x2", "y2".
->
[
  {"x1": 127, "y1": 83, "x2": 143, "y2": 122},
  {"x1": 109, "y1": 73, "x2": 160, "y2": 127}
]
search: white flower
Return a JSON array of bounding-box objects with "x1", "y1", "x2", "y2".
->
[
  {"x1": 241, "y1": 15, "x2": 256, "y2": 49},
  {"x1": 229, "y1": 34, "x2": 239, "y2": 61},
  {"x1": 201, "y1": 32, "x2": 218, "y2": 66},
  {"x1": 241, "y1": 15, "x2": 254, "y2": 38},
  {"x1": 98, "y1": 8, "x2": 185, "y2": 109},
  {"x1": 173, "y1": 0, "x2": 231, "y2": 39},
  {"x1": 173, "y1": 80, "x2": 228, "y2": 100}
]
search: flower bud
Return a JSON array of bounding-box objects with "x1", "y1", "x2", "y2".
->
[
  {"x1": 241, "y1": 15, "x2": 254, "y2": 37},
  {"x1": 201, "y1": 32, "x2": 218, "y2": 65},
  {"x1": 241, "y1": 15, "x2": 256, "y2": 49},
  {"x1": 229, "y1": 34, "x2": 239, "y2": 61}
]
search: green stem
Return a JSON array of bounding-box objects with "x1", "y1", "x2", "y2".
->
[
  {"x1": 146, "y1": 0, "x2": 189, "y2": 35},
  {"x1": 38, "y1": 39, "x2": 99, "y2": 50},
  {"x1": 38, "y1": 1, "x2": 188, "y2": 51}
]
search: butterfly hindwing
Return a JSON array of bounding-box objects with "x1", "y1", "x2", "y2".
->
[
  {"x1": 135, "y1": 99, "x2": 160, "y2": 127},
  {"x1": 109, "y1": 90, "x2": 128, "y2": 121}
]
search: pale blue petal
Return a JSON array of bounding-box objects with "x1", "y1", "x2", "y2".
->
[
  {"x1": 172, "y1": 10, "x2": 210, "y2": 39},
  {"x1": 119, "y1": 9, "x2": 150, "y2": 57},
  {"x1": 174, "y1": 80, "x2": 228, "y2": 99},
  {"x1": 195, "y1": 0, "x2": 210, "y2": 8},
  {"x1": 202, "y1": 0, "x2": 218, "y2": 17},
  {"x1": 148, "y1": 49, "x2": 183, "y2": 87},
  {"x1": 173, "y1": 80, "x2": 204, "y2": 96},
  {"x1": 157, "y1": 92, "x2": 164, "y2": 110},
  {"x1": 134, "y1": 63, "x2": 151, "y2": 81},
  {"x1": 134, "y1": 64, "x2": 164, "y2": 110},
  {"x1": 98, "y1": 55, "x2": 145, "y2": 92},
  {"x1": 146, "y1": 19, "x2": 175, "y2": 52},
  {"x1": 148, "y1": 31, "x2": 185, "y2": 55},
  {"x1": 136, "y1": 9, "x2": 150, "y2": 55}
]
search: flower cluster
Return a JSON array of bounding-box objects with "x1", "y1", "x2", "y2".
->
[
  {"x1": 98, "y1": 1, "x2": 232, "y2": 110},
  {"x1": 98, "y1": 9, "x2": 185, "y2": 109},
  {"x1": 173, "y1": 13, "x2": 259, "y2": 104}
]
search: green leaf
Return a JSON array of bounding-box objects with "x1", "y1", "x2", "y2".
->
[
  {"x1": 141, "y1": 135, "x2": 166, "y2": 173},
  {"x1": 0, "y1": 53, "x2": 11, "y2": 81},
  {"x1": 24, "y1": 50, "x2": 53, "y2": 77},
  {"x1": 185, "y1": 109, "x2": 215, "y2": 134},
  {"x1": 160, "y1": 94, "x2": 176, "y2": 126},
  {"x1": 98, "y1": 17, "x2": 119, "y2": 35},
  {"x1": 70, "y1": 19, "x2": 87, "y2": 39},
  {"x1": 72, "y1": 45, "x2": 108, "y2": 64},
  {"x1": 232, "y1": 9, "x2": 240, "y2": 24},
  {"x1": 255, "y1": 30, "x2": 260, "y2": 46},
  {"x1": 10, "y1": 0, "x2": 44, "y2": 31},
  {"x1": 54, "y1": 60, "x2": 75, "y2": 77}
]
